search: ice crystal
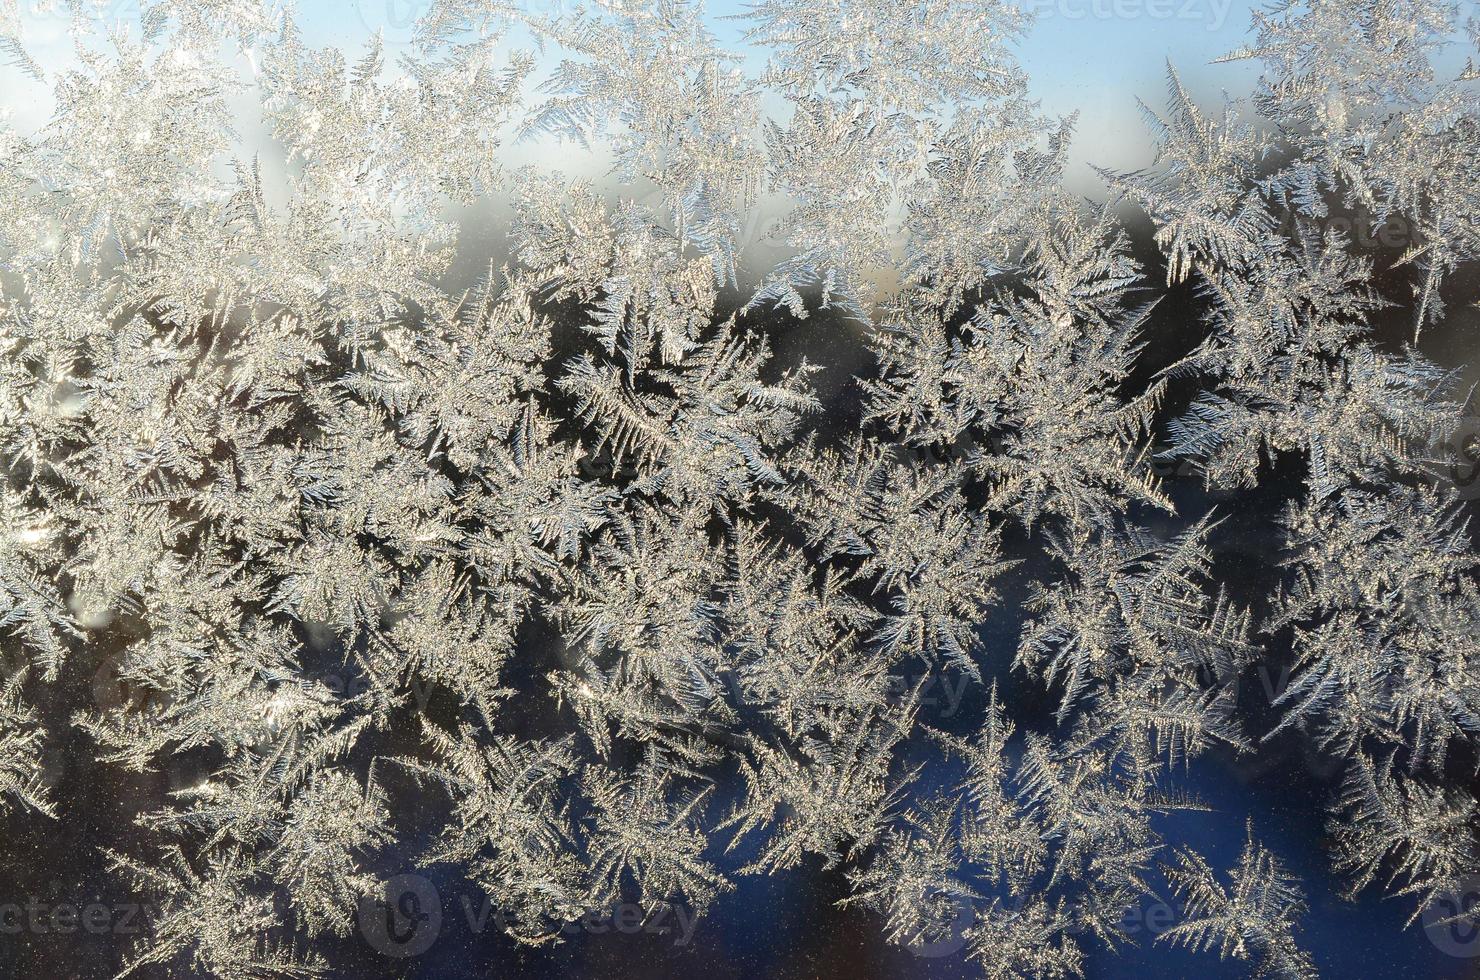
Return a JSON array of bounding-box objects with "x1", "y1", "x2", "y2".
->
[{"x1": 1, "y1": 0, "x2": 1478, "y2": 977}]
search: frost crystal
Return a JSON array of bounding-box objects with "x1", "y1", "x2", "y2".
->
[{"x1": 1, "y1": 1, "x2": 1478, "y2": 977}]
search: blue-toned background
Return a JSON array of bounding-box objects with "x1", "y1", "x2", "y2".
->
[{"x1": 8, "y1": 0, "x2": 1264, "y2": 192}]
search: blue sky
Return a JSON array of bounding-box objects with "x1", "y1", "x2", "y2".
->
[
  {"x1": 331, "y1": 0, "x2": 1266, "y2": 192},
  {"x1": 7, "y1": 0, "x2": 1476, "y2": 196}
]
